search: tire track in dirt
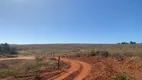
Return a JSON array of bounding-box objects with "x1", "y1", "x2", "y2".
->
[{"x1": 54, "y1": 58, "x2": 91, "y2": 80}]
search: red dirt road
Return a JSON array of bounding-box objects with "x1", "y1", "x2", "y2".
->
[{"x1": 55, "y1": 58, "x2": 91, "y2": 80}]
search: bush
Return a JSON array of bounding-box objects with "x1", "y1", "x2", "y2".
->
[
  {"x1": 99, "y1": 51, "x2": 109, "y2": 57},
  {"x1": 24, "y1": 63, "x2": 41, "y2": 71},
  {"x1": 88, "y1": 50, "x2": 98, "y2": 57},
  {"x1": 113, "y1": 73, "x2": 132, "y2": 80},
  {"x1": 35, "y1": 56, "x2": 44, "y2": 62},
  {"x1": 50, "y1": 58, "x2": 56, "y2": 60},
  {"x1": 88, "y1": 50, "x2": 109, "y2": 57},
  {"x1": 0, "y1": 69, "x2": 18, "y2": 78},
  {"x1": 76, "y1": 53, "x2": 81, "y2": 57},
  {"x1": 123, "y1": 52, "x2": 134, "y2": 57},
  {"x1": 112, "y1": 53, "x2": 124, "y2": 61}
]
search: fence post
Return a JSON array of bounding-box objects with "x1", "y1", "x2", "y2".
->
[{"x1": 58, "y1": 56, "x2": 60, "y2": 69}]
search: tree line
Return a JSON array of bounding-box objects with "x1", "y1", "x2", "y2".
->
[
  {"x1": 0, "y1": 43, "x2": 18, "y2": 54},
  {"x1": 117, "y1": 41, "x2": 137, "y2": 44}
]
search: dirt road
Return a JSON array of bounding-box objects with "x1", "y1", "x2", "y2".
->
[
  {"x1": 55, "y1": 58, "x2": 91, "y2": 80},
  {"x1": 0, "y1": 56, "x2": 91, "y2": 80},
  {"x1": 0, "y1": 56, "x2": 35, "y2": 61}
]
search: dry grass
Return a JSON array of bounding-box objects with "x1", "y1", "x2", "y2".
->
[
  {"x1": 6, "y1": 44, "x2": 142, "y2": 80},
  {"x1": 0, "y1": 56, "x2": 57, "y2": 79},
  {"x1": 12, "y1": 44, "x2": 142, "y2": 58}
]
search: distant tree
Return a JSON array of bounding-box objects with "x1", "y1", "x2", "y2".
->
[
  {"x1": 130, "y1": 41, "x2": 136, "y2": 44},
  {"x1": 1, "y1": 43, "x2": 10, "y2": 53},
  {"x1": 121, "y1": 42, "x2": 129, "y2": 44},
  {"x1": 4, "y1": 43, "x2": 10, "y2": 51},
  {"x1": 0, "y1": 43, "x2": 18, "y2": 54},
  {"x1": 117, "y1": 43, "x2": 121, "y2": 44},
  {"x1": 0, "y1": 43, "x2": 8, "y2": 53}
]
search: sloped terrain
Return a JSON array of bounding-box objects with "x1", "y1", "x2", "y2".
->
[{"x1": 72, "y1": 56, "x2": 142, "y2": 80}]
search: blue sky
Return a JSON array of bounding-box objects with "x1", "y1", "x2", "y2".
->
[{"x1": 0, "y1": 0, "x2": 142, "y2": 44}]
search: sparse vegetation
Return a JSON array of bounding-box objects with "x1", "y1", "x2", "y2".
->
[
  {"x1": 99, "y1": 51, "x2": 109, "y2": 57},
  {"x1": 0, "y1": 44, "x2": 142, "y2": 80},
  {"x1": 113, "y1": 73, "x2": 132, "y2": 80},
  {"x1": 76, "y1": 53, "x2": 81, "y2": 57},
  {"x1": 87, "y1": 50, "x2": 109, "y2": 57},
  {"x1": 50, "y1": 57, "x2": 56, "y2": 60},
  {"x1": 111, "y1": 53, "x2": 124, "y2": 61},
  {"x1": 0, "y1": 69, "x2": 18, "y2": 78},
  {"x1": 0, "y1": 55, "x2": 58, "y2": 79},
  {"x1": 88, "y1": 50, "x2": 98, "y2": 56}
]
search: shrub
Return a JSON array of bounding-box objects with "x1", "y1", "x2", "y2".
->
[
  {"x1": 87, "y1": 50, "x2": 109, "y2": 57},
  {"x1": 99, "y1": 51, "x2": 109, "y2": 57},
  {"x1": 35, "y1": 72, "x2": 42, "y2": 80},
  {"x1": 88, "y1": 50, "x2": 98, "y2": 57},
  {"x1": 24, "y1": 64, "x2": 38, "y2": 71},
  {"x1": 112, "y1": 53, "x2": 124, "y2": 61},
  {"x1": 35, "y1": 56, "x2": 44, "y2": 62},
  {"x1": 50, "y1": 58, "x2": 56, "y2": 60},
  {"x1": 76, "y1": 53, "x2": 81, "y2": 57},
  {"x1": 0, "y1": 69, "x2": 18, "y2": 78},
  {"x1": 123, "y1": 52, "x2": 134, "y2": 57},
  {"x1": 113, "y1": 73, "x2": 132, "y2": 80}
]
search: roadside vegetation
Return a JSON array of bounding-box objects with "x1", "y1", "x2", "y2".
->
[
  {"x1": 0, "y1": 55, "x2": 58, "y2": 79},
  {"x1": 113, "y1": 73, "x2": 132, "y2": 80},
  {"x1": 87, "y1": 50, "x2": 109, "y2": 57},
  {"x1": 0, "y1": 43, "x2": 18, "y2": 58}
]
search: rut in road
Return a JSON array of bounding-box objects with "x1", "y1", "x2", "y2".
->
[{"x1": 54, "y1": 58, "x2": 91, "y2": 80}]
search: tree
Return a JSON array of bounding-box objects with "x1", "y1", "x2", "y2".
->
[
  {"x1": 121, "y1": 42, "x2": 129, "y2": 44},
  {"x1": 0, "y1": 43, "x2": 18, "y2": 54},
  {"x1": 117, "y1": 43, "x2": 121, "y2": 44},
  {"x1": 10, "y1": 47, "x2": 18, "y2": 54},
  {"x1": 130, "y1": 41, "x2": 136, "y2": 44}
]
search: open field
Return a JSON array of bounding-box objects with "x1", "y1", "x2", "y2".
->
[
  {"x1": 13, "y1": 44, "x2": 142, "y2": 57},
  {"x1": 0, "y1": 44, "x2": 142, "y2": 80}
]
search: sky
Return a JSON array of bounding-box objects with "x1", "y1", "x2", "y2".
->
[{"x1": 0, "y1": 0, "x2": 142, "y2": 44}]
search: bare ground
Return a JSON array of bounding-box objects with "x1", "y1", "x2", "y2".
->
[
  {"x1": 72, "y1": 56, "x2": 142, "y2": 80},
  {"x1": 54, "y1": 58, "x2": 91, "y2": 80}
]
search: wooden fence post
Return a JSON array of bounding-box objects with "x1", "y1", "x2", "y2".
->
[{"x1": 57, "y1": 56, "x2": 60, "y2": 69}]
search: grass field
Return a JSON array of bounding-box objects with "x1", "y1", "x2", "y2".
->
[{"x1": 13, "y1": 44, "x2": 142, "y2": 58}]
